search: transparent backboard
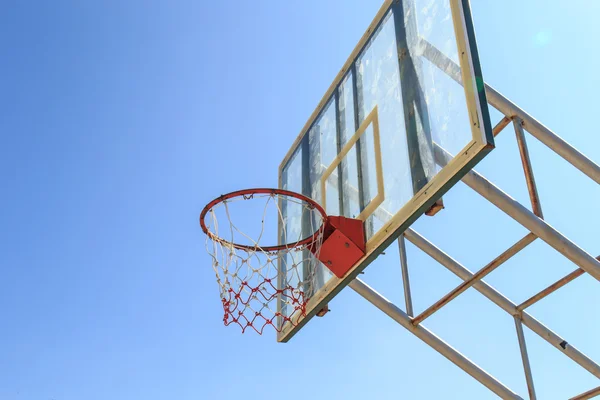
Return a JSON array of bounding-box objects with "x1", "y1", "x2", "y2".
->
[{"x1": 278, "y1": 0, "x2": 493, "y2": 342}]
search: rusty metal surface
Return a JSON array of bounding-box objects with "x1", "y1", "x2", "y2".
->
[
  {"x1": 435, "y1": 144, "x2": 600, "y2": 283},
  {"x1": 404, "y1": 228, "x2": 600, "y2": 379},
  {"x1": 569, "y1": 386, "x2": 600, "y2": 400},
  {"x1": 517, "y1": 259, "x2": 597, "y2": 311},
  {"x1": 425, "y1": 199, "x2": 445, "y2": 216},
  {"x1": 411, "y1": 233, "x2": 536, "y2": 326},
  {"x1": 514, "y1": 117, "x2": 544, "y2": 218},
  {"x1": 492, "y1": 116, "x2": 511, "y2": 137}
]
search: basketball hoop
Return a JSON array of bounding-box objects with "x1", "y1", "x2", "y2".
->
[
  {"x1": 200, "y1": 188, "x2": 367, "y2": 334},
  {"x1": 200, "y1": 188, "x2": 328, "y2": 334}
]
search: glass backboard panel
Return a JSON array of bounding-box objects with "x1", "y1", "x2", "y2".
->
[{"x1": 278, "y1": 0, "x2": 493, "y2": 342}]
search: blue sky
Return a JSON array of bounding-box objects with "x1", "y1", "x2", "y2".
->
[{"x1": 1, "y1": 1, "x2": 599, "y2": 399}]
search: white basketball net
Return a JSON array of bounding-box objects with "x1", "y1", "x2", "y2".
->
[{"x1": 203, "y1": 192, "x2": 326, "y2": 334}]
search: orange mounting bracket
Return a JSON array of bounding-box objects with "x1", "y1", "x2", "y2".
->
[{"x1": 310, "y1": 216, "x2": 366, "y2": 279}]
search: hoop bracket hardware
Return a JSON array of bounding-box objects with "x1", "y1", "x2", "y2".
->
[{"x1": 310, "y1": 216, "x2": 366, "y2": 278}]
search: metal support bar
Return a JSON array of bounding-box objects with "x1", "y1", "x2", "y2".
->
[
  {"x1": 398, "y1": 236, "x2": 414, "y2": 317},
  {"x1": 486, "y1": 84, "x2": 600, "y2": 185},
  {"x1": 435, "y1": 145, "x2": 600, "y2": 282},
  {"x1": 517, "y1": 266, "x2": 589, "y2": 311},
  {"x1": 412, "y1": 233, "x2": 536, "y2": 326},
  {"x1": 404, "y1": 228, "x2": 600, "y2": 378},
  {"x1": 493, "y1": 116, "x2": 511, "y2": 137},
  {"x1": 570, "y1": 386, "x2": 600, "y2": 400},
  {"x1": 513, "y1": 117, "x2": 544, "y2": 218},
  {"x1": 348, "y1": 278, "x2": 523, "y2": 400},
  {"x1": 514, "y1": 316, "x2": 537, "y2": 400}
]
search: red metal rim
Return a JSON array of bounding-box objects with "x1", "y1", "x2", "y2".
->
[{"x1": 199, "y1": 188, "x2": 328, "y2": 252}]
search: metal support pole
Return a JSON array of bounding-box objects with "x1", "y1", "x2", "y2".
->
[
  {"x1": 570, "y1": 386, "x2": 600, "y2": 400},
  {"x1": 404, "y1": 228, "x2": 600, "y2": 378},
  {"x1": 493, "y1": 116, "x2": 511, "y2": 137},
  {"x1": 412, "y1": 233, "x2": 536, "y2": 326},
  {"x1": 348, "y1": 278, "x2": 523, "y2": 400},
  {"x1": 486, "y1": 84, "x2": 600, "y2": 185},
  {"x1": 514, "y1": 316, "x2": 537, "y2": 400},
  {"x1": 435, "y1": 145, "x2": 600, "y2": 282},
  {"x1": 513, "y1": 117, "x2": 544, "y2": 218},
  {"x1": 398, "y1": 235, "x2": 414, "y2": 317},
  {"x1": 517, "y1": 267, "x2": 588, "y2": 311}
]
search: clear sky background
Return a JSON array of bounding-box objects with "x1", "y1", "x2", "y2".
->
[{"x1": 1, "y1": 1, "x2": 599, "y2": 399}]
